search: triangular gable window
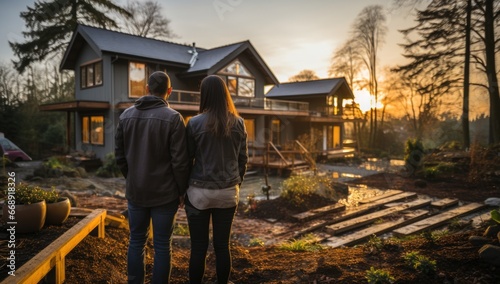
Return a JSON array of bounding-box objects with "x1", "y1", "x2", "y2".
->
[
  {"x1": 218, "y1": 59, "x2": 255, "y2": 97},
  {"x1": 220, "y1": 60, "x2": 253, "y2": 77}
]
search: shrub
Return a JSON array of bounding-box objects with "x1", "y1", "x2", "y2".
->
[
  {"x1": 96, "y1": 153, "x2": 122, "y2": 178},
  {"x1": 10, "y1": 183, "x2": 46, "y2": 205},
  {"x1": 42, "y1": 187, "x2": 60, "y2": 203},
  {"x1": 365, "y1": 267, "x2": 395, "y2": 284},
  {"x1": 364, "y1": 234, "x2": 384, "y2": 254},
  {"x1": 404, "y1": 139, "x2": 424, "y2": 176},
  {"x1": 280, "y1": 175, "x2": 342, "y2": 207},
  {"x1": 248, "y1": 238, "x2": 265, "y2": 247},
  {"x1": 403, "y1": 251, "x2": 437, "y2": 275},
  {"x1": 278, "y1": 234, "x2": 323, "y2": 252}
]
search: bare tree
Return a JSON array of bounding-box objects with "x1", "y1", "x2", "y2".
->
[
  {"x1": 122, "y1": 0, "x2": 177, "y2": 40},
  {"x1": 328, "y1": 39, "x2": 362, "y2": 90},
  {"x1": 288, "y1": 70, "x2": 320, "y2": 82},
  {"x1": 351, "y1": 5, "x2": 387, "y2": 148}
]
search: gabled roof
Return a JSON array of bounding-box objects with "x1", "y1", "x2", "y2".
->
[
  {"x1": 184, "y1": 40, "x2": 278, "y2": 85},
  {"x1": 61, "y1": 24, "x2": 197, "y2": 70},
  {"x1": 266, "y1": 78, "x2": 354, "y2": 99},
  {"x1": 60, "y1": 25, "x2": 279, "y2": 85}
]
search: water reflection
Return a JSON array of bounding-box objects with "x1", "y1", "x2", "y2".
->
[{"x1": 240, "y1": 159, "x2": 405, "y2": 202}]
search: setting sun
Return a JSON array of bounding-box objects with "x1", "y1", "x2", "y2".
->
[{"x1": 353, "y1": 89, "x2": 383, "y2": 112}]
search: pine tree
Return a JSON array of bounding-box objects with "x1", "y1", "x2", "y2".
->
[{"x1": 10, "y1": 0, "x2": 131, "y2": 73}]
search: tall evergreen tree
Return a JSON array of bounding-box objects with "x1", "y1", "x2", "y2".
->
[{"x1": 10, "y1": 0, "x2": 131, "y2": 73}]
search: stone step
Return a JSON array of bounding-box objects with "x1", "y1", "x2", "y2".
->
[
  {"x1": 392, "y1": 202, "x2": 487, "y2": 237},
  {"x1": 324, "y1": 209, "x2": 430, "y2": 248}
]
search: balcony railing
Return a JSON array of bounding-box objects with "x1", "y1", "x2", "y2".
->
[
  {"x1": 169, "y1": 89, "x2": 309, "y2": 112},
  {"x1": 309, "y1": 105, "x2": 364, "y2": 119}
]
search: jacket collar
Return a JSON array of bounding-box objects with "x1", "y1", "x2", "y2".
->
[{"x1": 134, "y1": 95, "x2": 169, "y2": 110}]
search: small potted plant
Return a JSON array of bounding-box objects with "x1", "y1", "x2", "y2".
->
[
  {"x1": 43, "y1": 187, "x2": 71, "y2": 225},
  {"x1": 2, "y1": 183, "x2": 46, "y2": 233}
]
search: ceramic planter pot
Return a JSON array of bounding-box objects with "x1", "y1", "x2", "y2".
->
[
  {"x1": 45, "y1": 197, "x2": 71, "y2": 225},
  {"x1": 2, "y1": 200, "x2": 46, "y2": 233}
]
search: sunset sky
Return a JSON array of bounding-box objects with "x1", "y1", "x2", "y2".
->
[{"x1": 0, "y1": 0, "x2": 418, "y2": 82}]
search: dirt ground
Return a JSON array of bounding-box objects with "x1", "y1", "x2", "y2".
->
[{"x1": 1, "y1": 150, "x2": 500, "y2": 283}]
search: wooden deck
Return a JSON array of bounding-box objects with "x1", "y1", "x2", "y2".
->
[{"x1": 284, "y1": 191, "x2": 492, "y2": 248}]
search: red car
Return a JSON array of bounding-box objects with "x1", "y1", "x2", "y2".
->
[{"x1": 0, "y1": 138, "x2": 32, "y2": 161}]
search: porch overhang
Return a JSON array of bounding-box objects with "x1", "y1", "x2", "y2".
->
[{"x1": 39, "y1": 100, "x2": 110, "y2": 112}]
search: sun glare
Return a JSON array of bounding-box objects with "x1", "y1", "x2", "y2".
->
[{"x1": 354, "y1": 90, "x2": 383, "y2": 113}]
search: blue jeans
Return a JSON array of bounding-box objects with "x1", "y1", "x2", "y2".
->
[
  {"x1": 127, "y1": 199, "x2": 178, "y2": 284},
  {"x1": 184, "y1": 197, "x2": 237, "y2": 284}
]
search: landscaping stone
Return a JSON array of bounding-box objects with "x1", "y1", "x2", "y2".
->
[
  {"x1": 478, "y1": 244, "x2": 500, "y2": 266},
  {"x1": 483, "y1": 225, "x2": 500, "y2": 238},
  {"x1": 469, "y1": 236, "x2": 492, "y2": 247}
]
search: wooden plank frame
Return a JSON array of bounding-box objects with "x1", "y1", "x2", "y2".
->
[{"x1": 1, "y1": 209, "x2": 106, "y2": 284}]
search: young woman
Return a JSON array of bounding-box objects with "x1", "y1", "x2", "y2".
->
[{"x1": 185, "y1": 75, "x2": 248, "y2": 284}]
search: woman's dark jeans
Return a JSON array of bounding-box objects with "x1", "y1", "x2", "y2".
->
[
  {"x1": 127, "y1": 199, "x2": 178, "y2": 284},
  {"x1": 184, "y1": 198, "x2": 237, "y2": 284}
]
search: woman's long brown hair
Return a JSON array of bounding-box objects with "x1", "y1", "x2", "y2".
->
[{"x1": 199, "y1": 75, "x2": 240, "y2": 137}]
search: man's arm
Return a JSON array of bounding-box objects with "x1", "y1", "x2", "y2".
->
[
  {"x1": 170, "y1": 114, "x2": 191, "y2": 196},
  {"x1": 115, "y1": 120, "x2": 128, "y2": 178}
]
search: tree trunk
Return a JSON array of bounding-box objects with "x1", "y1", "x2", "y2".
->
[
  {"x1": 484, "y1": 0, "x2": 500, "y2": 144},
  {"x1": 462, "y1": 0, "x2": 471, "y2": 149}
]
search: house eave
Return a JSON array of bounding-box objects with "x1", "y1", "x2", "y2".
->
[{"x1": 39, "y1": 100, "x2": 110, "y2": 112}]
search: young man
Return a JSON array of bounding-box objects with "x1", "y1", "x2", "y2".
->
[{"x1": 115, "y1": 71, "x2": 190, "y2": 284}]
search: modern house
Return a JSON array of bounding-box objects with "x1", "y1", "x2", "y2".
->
[{"x1": 40, "y1": 24, "x2": 362, "y2": 171}]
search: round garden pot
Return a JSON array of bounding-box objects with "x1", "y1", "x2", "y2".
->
[
  {"x1": 2, "y1": 200, "x2": 46, "y2": 234},
  {"x1": 45, "y1": 197, "x2": 71, "y2": 225}
]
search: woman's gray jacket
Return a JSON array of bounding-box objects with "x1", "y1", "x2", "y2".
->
[{"x1": 186, "y1": 113, "x2": 248, "y2": 189}]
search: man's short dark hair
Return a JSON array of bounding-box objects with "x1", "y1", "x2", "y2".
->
[{"x1": 148, "y1": 71, "x2": 171, "y2": 96}]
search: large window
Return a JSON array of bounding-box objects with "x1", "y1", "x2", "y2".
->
[
  {"x1": 82, "y1": 115, "x2": 104, "y2": 145},
  {"x1": 327, "y1": 125, "x2": 341, "y2": 148},
  {"x1": 218, "y1": 60, "x2": 255, "y2": 97},
  {"x1": 244, "y1": 119, "x2": 255, "y2": 143},
  {"x1": 129, "y1": 62, "x2": 166, "y2": 98},
  {"x1": 80, "y1": 61, "x2": 103, "y2": 89},
  {"x1": 327, "y1": 95, "x2": 339, "y2": 115}
]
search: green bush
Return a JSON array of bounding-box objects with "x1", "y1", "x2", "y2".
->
[
  {"x1": 96, "y1": 153, "x2": 122, "y2": 178},
  {"x1": 365, "y1": 267, "x2": 395, "y2": 284},
  {"x1": 278, "y1": 234, "x2": 323, "y2": 252},
  {"x1": 404, "y1": 139, "x2": 424, "y2": 176},
  {"x1": 280, "y1": 175, "x2": 341, "y2": 207},
  {"x1": 42, "y1": 187, "x2": 60, "y2": 203},
  {"x1": 10, "y1": 183, "x2": 46, "y2": 205},
  {"x1": 403, "y1": 251, "x2": 437, "y2": 275}
]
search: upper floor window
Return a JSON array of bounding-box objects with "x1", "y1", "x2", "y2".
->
[
  {"x1": 218, "y1": 60, "x2": 255, "y2": 97},
  {"x1": 129, "y1": 61, "x2": 166, "y2": 98},
  {"x1": 80, "y1": 61, "x2": 103, "y2": 89},
  {"x1": 327, "y1": 95, "x2": 339, "y2": 115}
]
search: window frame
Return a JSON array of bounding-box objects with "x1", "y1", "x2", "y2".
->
[
  {"x1": 81, "y1": 115, "x2": 105, "y2": 146},
  {"x1": 80, "y1": 60, "x2": 103, "y2": 89},
  {"x1": 217, "y1": 59, "x2": 256, "y2": 98},
  {"x1": 128, "y1": 61, "x2": 167, "y2": 98}
]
